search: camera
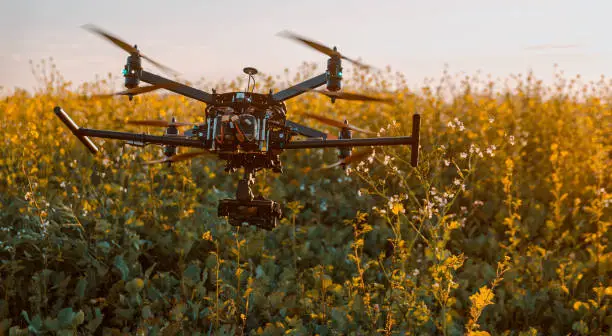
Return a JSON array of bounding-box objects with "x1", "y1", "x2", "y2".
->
[{"x1": 218, "y1": 198, "x2": 282, "y2": 230}]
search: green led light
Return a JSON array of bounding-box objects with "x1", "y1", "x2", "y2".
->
[
  {"x1": 338, "y1": 71, "x2": 342, "y2": 77},
  {"x1": 122, "y1": 69, "x2": 127, "y2": 75}
]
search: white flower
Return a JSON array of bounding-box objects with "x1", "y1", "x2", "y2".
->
[
  {"x1": 453, "y1": 178, "x2": 461, "y2": 186},
  {"x1": 444, "y1": 159, "x2": 450, "y2": 167},
  {"x1": 460, "y1": 152, "x2": 468, "y2": 159},
  {"x1": 447, "y1": 121, "x2": 455, "y2": 128},
  {"x1": 509, "y1": 135, "x2": 515, "y2": 146},
  {"x1": 489, "y1": 117, "x2": 495, "y2": 123},
  {"x1": 357, "y1": 190, "x2": 362, "y2": 197},
  {"x1": 60, "y1": 181, "x2": 66, "y2": 188},
  {"x1": 453, "y1": 118, "x2": 465, "y2": 131}
]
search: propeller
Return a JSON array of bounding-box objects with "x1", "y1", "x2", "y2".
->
[
  {"x1": 92, "y1": 83, "x2": 177, "y2": 98},
  {"x1": 302, "y1": 112, "x2": 375, "y2": 135},
  {"x1": 322, "y1": 149, "x2": 374, "y2": 169},
  {"x1": 82, "y1": 24, "x2": 180, "y2": 76},
  {"x1": 277, "y1": 30, "x2": 372, "y2": 69},
  {"x1": 125, "y1": 119, "x2": 195, "y2": 128},
  {"x1": 144, "y1": 150, "x2": 210, "y2": 165},
  {"x1": 308, "y1": 89, "x2": 394, "y2": 105}
]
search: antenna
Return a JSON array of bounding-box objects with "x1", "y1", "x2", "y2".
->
[{"x1": 243, "y1": 67, "x2": 258, "y2": 92}]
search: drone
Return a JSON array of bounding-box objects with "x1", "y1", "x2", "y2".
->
[{"x1": 53, "y1": 24, "x2": 421, "y2": 230}]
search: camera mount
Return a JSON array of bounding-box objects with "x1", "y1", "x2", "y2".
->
[{"x1": 218, "y1": 166, "x2": 282, "y2": 230}]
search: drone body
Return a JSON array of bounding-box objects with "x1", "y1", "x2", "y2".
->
[{"x1": 54, "y1": 25, "x2": 421, "y2": 230}]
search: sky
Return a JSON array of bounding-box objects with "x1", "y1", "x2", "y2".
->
[{"x1": 2, "y1": 0, "x2": 612, "y2": 93}]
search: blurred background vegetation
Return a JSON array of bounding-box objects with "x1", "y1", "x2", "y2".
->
[{"x1": 0, "y1": 60, "x2": 610, "y2": 335}]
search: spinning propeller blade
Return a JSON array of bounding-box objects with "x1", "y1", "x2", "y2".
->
[
  {"x1": 322, "y1": 149, "x2": 374, "y2": 169},
  {"x1": 82, "y1": 24, "x2": 180, "y2": 76},
  {"x1": 302, "y1": 113, "x2": 375, "y2": 135},
  {"x1": 92, "y1": 83, "x2": 177, "y2": 98},
  {"x1": 277, "y1": 30, "x2": 372, "y2": 69},
  {"x1": 310, "y1": 90, "x2": 395, "y2": 105},
  {"x1": 144, "y1": 150, "x2": 210, "y2": 165},
  {"x1": 125, "y1": 119, "x2": 195, "y2": 127}
]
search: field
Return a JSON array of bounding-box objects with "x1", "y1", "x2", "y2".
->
[{"x1": 0, "y1": 60, "x2": 610, "y2": 335}]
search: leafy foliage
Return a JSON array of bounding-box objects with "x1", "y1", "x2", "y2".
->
[{"x1": 0, "y1": 60, "x2": 610, "y2": 335}]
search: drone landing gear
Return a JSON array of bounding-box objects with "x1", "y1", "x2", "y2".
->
[{"x1": 218, "y1": 166, "x2": 282, "y2": 230}]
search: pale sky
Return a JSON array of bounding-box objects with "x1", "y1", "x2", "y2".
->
[{"x1": 1, "y1": 0, "x2": 612, "y2": 93}]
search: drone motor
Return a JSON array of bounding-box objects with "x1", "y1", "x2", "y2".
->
[
  {"x1": 326, "y1": 47, "x2": 342, "y2": 93},
  {"x1": 123, "y1": 47, "x2": 142, "y2": 90}
]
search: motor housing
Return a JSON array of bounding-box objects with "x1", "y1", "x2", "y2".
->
[
  {"x1": 326, "y1": 51, "x2": 342, "y2": 92},
  {"x1": 123, "y1": 53, "x2": 141, "y2": 89}
]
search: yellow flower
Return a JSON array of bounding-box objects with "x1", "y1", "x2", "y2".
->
[
  {"x1": 201, "y1": 231, "x2": 213, "y2": 241},
  {"x1": 391, "y1": 202, "x2": 404, "y2": 215}
]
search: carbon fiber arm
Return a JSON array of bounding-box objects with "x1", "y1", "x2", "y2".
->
[
  {"x1": 140, "y1": 71, "x2": 215, "y2": 104},
  {"x1": 272, "y1": 73, "x2": 327, "y2": 102}
]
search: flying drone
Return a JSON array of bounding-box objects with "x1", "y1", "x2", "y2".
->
[{"x1": 53, "y1": 24, "x2": 421, "y2": 230}]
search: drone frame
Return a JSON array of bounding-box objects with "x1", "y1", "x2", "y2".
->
[{"x1": 53, "y1": 25, "x2": 422, "y2": 230}]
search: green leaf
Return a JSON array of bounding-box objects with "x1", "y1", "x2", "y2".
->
[
  {"x1": 85, "y1": 308, "x2": 103, "y2": 332},
  {"x1": 8, "y1": 326, "x2": 29, "y2": 336},
  {"x1": 57, "y1": 308, "x2": 75, "y2": 328},
  {"x1": 75, "y1": 278, "x2": 88, "y2": 299},
  {"x1": 147, "y1": 285, "x2": 164, "y2": 302},
  {"x1": 142, "y1": 305, "x2": 153, "y2": 319},
  {"x1": 114, "y1": 255, "x2": 129, "y2": 281},
  {"x1": 352, "y1": 294, "x2": 365, "y2": 314},
  {"x1": 25, "y1": 314, "x2": 42, "y2": 334},
  {"x1": 330, "y1": 308, "x2": 348, "y2": 331},
  {"x1": 255, "y1": 265, "x2": 265, "y2": 278},
  {"x1": 97, "y1": 241, "x2": 111, "y2": 254},
  {"x1": 19, "y1": 311, "x2": 30, "y2": 324},
  {"x1": 183, "y1": 264, "x2": 201, "y2": 284},
  {"x1": 115, "y1": 308, "x2": 134, "y2": 320},
  {"x1": 145, "y1": 262, "x2": 157, "y2": 280},
  {"x1": 125, "y1": 278, "x2": 145, "y2": 294},
  {"x1": 43, "y1": 318, "x2": 59, "y2": 331},
  {"x1": 73, "y1": 310, "x2": 85, "y2": 326}
]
